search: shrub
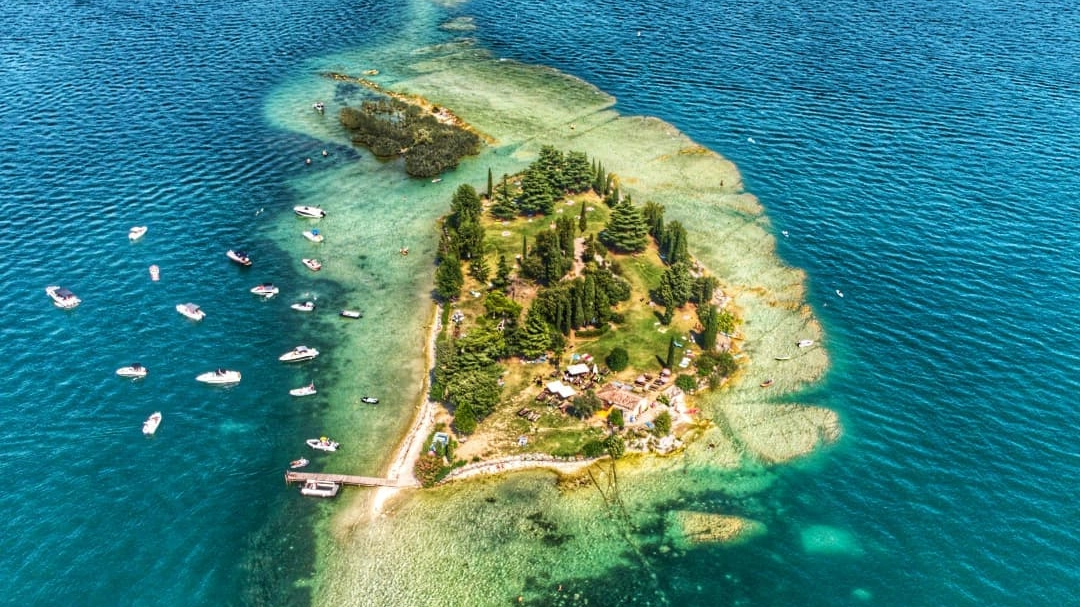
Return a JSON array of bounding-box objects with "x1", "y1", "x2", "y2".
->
[
  {"x1": 652, "y1": 411, "x2": 672, "y2": 437},
  {"x1": 604, "y1": 434, "x2": 626, "y2": 459},
  {"x1": 675, "y1": 374, "x2": 697, "y2": 393},
  {"x1": 606, "y1": 346, "x2": 629, "y2": 372},
  {"x1": 608, "y1": 408, "x2": 624, "y2": 428}
]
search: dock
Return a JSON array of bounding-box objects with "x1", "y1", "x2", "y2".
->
[{"x1": 284, "y1": 471, "x2": 413, "y2": 488}]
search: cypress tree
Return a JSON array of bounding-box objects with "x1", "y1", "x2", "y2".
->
[
  {"x1": 470, "y1": 255, "x2": 490, "y2": 285},
  {"x1": 643, "y1": 201, "x2": 666, "y2": 240},
  {"x1": 666, "y1": 336, "x2": 676, "y2": 369},
  {"x1": 486, "y1": 167, "x2": 493, "y2": 199},
  {"x1": 578, "y1": 201, "x2": 588, "y2": 232},
  {"x1": 494, "y1": 254, "x2": 512, "y2": 291}
]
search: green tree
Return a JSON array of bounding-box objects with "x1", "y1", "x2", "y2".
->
[
  {"x1": 492, "y1": 254, "x2": 512, "y2": 290},
  {"x1": 455, "y1": 219, "x2": 485, "y2": 260},
  {"x1": 449, "y1": 184, "x2": 482, "y2": 227},
  {"x1": 607, "y1": 408, "x2": 624, "y2": 429},
  {"x1": 578, "y1": 201, "x2": 588, "y2": 232},
  {"x1": 642, "y1": 200, "x2": 666, "y2": 240},
  {"x1": 652, "y1": 410, "x2": 672, "y2": 437},
  {"x1": 674, "y1": 374, "x2": 697, "y2": 393},
  {"x1": 489, "y1": 176, "x2": 518, "y2": 220},
  {"x1": 563, "y1": 151, "x2": 593, "y2": 192},
  {"x1": 534, "y1": 145, "x2": 566, "y2": 192},
  {"x1": 518, "y1": 166, "x2": 556, "y2": 215},
  {"x1": 606, "y1": 346, "x2": 629, "y2": 372},
  {"x1": 447, "y1": 369, "x2": 502, "y2": 420},
  {"x1": 599, "y1": 197, "x2": 649, "y2": 253},
  {"x1": 453, "y1": 403, "x2": 477, "y2": 434},
  {"x1": 665, "y1": 336, "x2": 677, "y2": 369},
  {"x1": 519, "y1": 306, "x2": 552, "y2": 359},
  {"x1": 434, "y1": 253, "x2": 464, "y2": 301},
  {"x1": 572, "y1": 390, "x2": 602, "y2": 419},
  {"x1": 483, "y1": 289, "x2": 522, "y2": 322},
  {"x1": 656, "y1": 262, "x2": 693, "y2": 308},
  {"x1": 469, "y1": 254, "x2": 490, "y2": 285},
  {"x1": 660, "y1": 221, "x2": 690, "y2": 265},
  {"x1": 700, "y1": 304, "x2": 719, "y2": 351},
  {"x1": 486, "y1": 167, "x2": 493, "y2": 199},
  {"x1": 556, "y1": 214, "x2": 576, "y2": 257},
  {"x1": 691, "y1": 275, "x2": 720, "y2": 305},
  {"x1": 605, "y1": 433, "x2": 626, "y2": 459}
]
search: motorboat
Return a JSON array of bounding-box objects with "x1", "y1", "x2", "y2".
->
[
  {"x1": 149, "y1": 265, "x2": 160, "y2": 281},
  {"x1": 46, "y1": 286, "x2": 81, "y2": 309},
  {"x1": 360, "y1": 396, "x2": 379, "y2": 404},
  {"x1": 302, "y1": 258, "x2": 322, "y2": 271},
  {"x1": 196, "y1": 369, "x2": 242, "y2": 384},
  {"x1": 250, "y1": 283, "x2": 279, "y2": 298},
  {"x1": 129, "y1": 226, "x2": 148, "y2": 241},
  {"x1": 290, "y1": 458, "x2": 309, "y2": 469},
  {"x1": 836, "y1": 289, "x2": 844, "y2": 298},
  {"x1": 302, "y1": 229, "x2": 324, "y2": 243},
  {"x1": 176, "y1": 302, "x2": 205, "y2": 321},
  {"x1": 291, "y1": 301, "x2": 316, "y2": 312},
  {"x1": 300, "y1": 480, "x2": 340, "y2": 498},
  {"x1": 312, "y1": 102, "x2": 325, "y2": 113},
  {"x1": 797, "y1": 339, "x2": 815, "y2": 348},
  {"x1": 279, "y1": 346, "x2": 319, "y2": 362},
  {"x1": 340, "y1": 310, "x2": 362, "y2": 319},
  {"x1": 290, "y1": 383, "x2": 317, "y2": 397},
  {"x1": 142, "y1": 411, "x2": 162, "y2": 435},
  {"x1": 227, "y1": 249, "x2": 252, "y2": 266},
  {"x1": 774, "y1": 356, "x2": 792, "y2": 361},
  {"x1": 760, "y1": 378, "x2": 775, "y2": 388},
  {"x1": 306, "y1": 437, "x2": 339, "y2": 452},
  {"x1": 116, "y1": 363, "x2": 148, "y2": 378},
  {"x1": 294, "y1": 206, "x2": 326, "y2": 219}
]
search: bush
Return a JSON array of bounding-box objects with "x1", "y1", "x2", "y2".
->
[
  {"x1": 606, "y1": 346, "x2": 629, "y2": 372},
  {"x1": 604, "y1": 434, "x2": 626, "y2": 459},
  {"x1": 608, "y1": 408, "x2": 624, "y2": 428},
  {"x1": 675, "y1": 374, "x2": 697, "y2": 393},
  {"x1": 652, "y1": 411, "x2": 672, "y2": 437},
  {"x1": 581, "y1": 440, "x2": 606, "y2": 458}
]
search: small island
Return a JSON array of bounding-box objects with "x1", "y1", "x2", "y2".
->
[{"x1": 409, "y1": 145, "x2": 746, "y2": 486}]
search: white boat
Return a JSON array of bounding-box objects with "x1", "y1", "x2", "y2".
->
[
  {"x1": 176, "y1": 302, "x2": 205, "y2": 321},
  {"x1": 340, "y1": 310, "x2": 362, "y2": 319},
  {"x1": 45, "y1": 286, "x2": 81, "y2": 309},
  {"x1": 302, "y1": 229, "x2": 324, "y2": 243},
  {"x1": 116, "y1": 363, "x2": 148, "y2": 378},
  {"x1": 196, "y1": 369, "x2": 242, "y2": 384},
  {"x1": 290, "y1": 382, "x2": 317, "y2": 397},
  {"x1": 300, "y1": 480, "x2": 340, "y2": 498},
  {"x1": 227, "y1": 249, "x2": 252, "y2": 266},
  {"x1": 360, "y1": 396, "x2": 379, "y2": 404},
  {"x1": 294, "y1": 206, "x2": 326, "y2": 219},
  {"x1": 312, "y1": 102, "x2": 325, "y2": 113},
  {"x1": 291, "y1": 301, "x2": 316, "y2": 312},
  {"x1": 306, "y1": 437, "x2": 339, "y2": 452},
  {"x1": 836, "y1": 289, "x2": 844, "y2": 298},
  {"x1": 129, "y1": 226, "x2": 148, "y2": 241},
  {"x1": 797, "y1": 339, "x2": 815, "y2": 348},
  {"x1": 290, "y1": 458, "x2": 309, "y2": 469},
  {"x1": 279, "y1": 346, "x2": 319, "y2": 362},
  {"x1": 142, "y1": 411, "x2": 162, "y2": 435},
  {"x1": 250, "y1": 283, "x2": 279, "y2": 298},
  {"x1": 149, "y1": 265, "x2": 160, "y2": 281},
  {"x1": 302, "y1": 258, "x2": 322, "y2": 271}
]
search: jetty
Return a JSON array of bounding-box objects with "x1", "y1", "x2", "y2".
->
[{"x1": 284, "y1": 471, "x2": 415, "y2": 488}]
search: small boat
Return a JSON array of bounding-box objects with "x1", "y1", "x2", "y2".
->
[
  {"x1": 797, "y1": 339, "x2": 815, "y2": 348},
  {"x1": 360, "y1": 396, "x2": 379, "y2": 405},
  {"x1": 196, "y1": 369, "x2": 242, "y2": 384},
  {"x1": 128, "y1": 226, "x2": 148, "y2": 241},
  {"x1": 142, "y1": 411, "x2": 162, "y2": 435},
  {"x1": 176, "y1": 302, "x2": 205, "y2": 321},
  {"x1": 302, "y1": 258, "x2": 322, "y2": 271},
  {"x1": 300, "y1": 479, "x2": 341, "y2": 498},
  {"x1": 362, "y1": 69, "x2": 379, "y2": 76},
  {"x1": 227, "y1": 249, "x2": 252, "y2": 266},
  {"x1": 45, "y1": 286, "x2": 81, "y2": 309},
  {"x1": 760, "y1": 379, "x2": 775, "y2": 388},
  {"x1": 340, "y1": 310, "x2": 362, "y2": 319},
  {"x1": 774, "y1": 356, "x2": 792, "y2": 361},
  {"x1": 290, "y1": 383, "x2": 317, "y2": 397},
  {"x1": 117, "y1": 363, "x2": 148, "y2": 378},
  {"x1": 291, "y1": 301, "x2": 316, "y2": 312},
  {"x1": 302, "y1": 229, "x2": 324, "y2": 243},
  {"x1": 280, "y1": 346, "x2": 319, "y2": 362},
  {"x1": 836, "y1": 289, "x2": 844, "y2": 298},
  {"x1": 431, "y1": 178, "x2": 442, "y2": 183},
  {"x1": 149, "y1": 265, "x2": 160, "y2": 281},
  {"x1": 294, "y1": 205, "x2": 326, "y2": 219},
  {"x1": 290, "y1": 458, "x2": 309, "y2": 469},
  {"x1": 306, "y1": 437, "x2": 339, "y2": 452},
  {"x1": 250, "y1": 283, "x2": 279, "y2": 298},
  {"x1": 312, "y1": 102, "x2": 325, "y2": 113}
]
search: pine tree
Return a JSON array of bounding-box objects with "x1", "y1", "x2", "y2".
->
[
  {"x1": 534, "y1": 145, "x2": 565, "y2": 193},
  {"x1": 518, "y1": 166, "x2": 556, "y2": 215},
  {"x1": 470, "y1": 254, "x2": 490, "y2": 285},
  {"x1": 449, "y1": 184, "x2": 482, "y2": 228},
  {"x1": 578, "y1": 201, "x2": 588, "y2": 232},
  {"x1": 556, "y1": 214, "x2": 576, "y2": 257},
  {"x1": 493, "y1": 254, "x2": 512, "y2": 291},
  {"x1": 434, "y1": 254, "x2": 464, "y2": 301},
  {"x1": 563, "y1": 150, "x2": 592, "y2": 192},
  {"x1": 661, "y1": 221, "x2": 690, "y2": 265},
  {"x1": 599, "y1": 197, "x2": 649, "y2": 253},
  {"x1": 520, "y1": 306, "x2": 552, "y2": 359}
]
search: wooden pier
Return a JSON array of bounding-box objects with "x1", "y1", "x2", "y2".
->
[{"x1": 284, "y1": 471, "x2": 411, "y2": 488}]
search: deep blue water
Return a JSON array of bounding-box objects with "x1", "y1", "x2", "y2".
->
[{"x1": 2, "y1": 0, "x2": 1078, "y2": 605}]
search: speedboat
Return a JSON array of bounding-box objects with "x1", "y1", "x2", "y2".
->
[
  {"x1": 797, "y1": 339, "x2": 815, "y2": 348},
  {"x1": 291, "y1": 301, "x2": 316, "y2": 312},
  {"x1": 302, "y1": 258, "x2": 322, "y2": 271},
  {"x1": 340, "y1": 310, "x2": 362, "y2": 319},
  {"x1": 227, "y1": 249, "x2": 252, "y2": 266},
  {"x1": 45, "y1": 286, "x2": 81, "y2": 309},
  {"x1": 306, "y1": 437, "x2": 339, "y2": 452},
  {"x1": 294, "y1": 206, "x2": 326, "y2": 219},
  {"x1": 302, "y1": 229, "x2": 324, "y2": 243},
  {"x1": 290, "y1": 383, "x2": 317, "y2": 397},
  {"x1": 117, "y1": 363, "x2": 148, "y2": 378},
  {"x1": 149, "y1": 265, "x2": 160, "y2": 281},
  {"x1": 360, "y1": 396, "x2": 379, "y2": 404},
  {"x1": 279, "y1": 346, "x2": 319, "y2": 362},
  {"x1": 196, "y1": 369, "x2": 242, "y2": 384},
  {"x1": 129, "y1": 226, "x2": 148, "y2": 241},
  {"x1": 300, "y1": 480, "x2": 340, "y2": 498},
  {"x1": 142, "y1": 411, "x2": 162, "y2": 435},
  {"x1": 250, "y1": 283, "x2": 279, "y2": 298},
  {"x1": 290, "y1": 458, "x2": 309, "y2": 469},
  {"x1": 312, "y1": 102, "x2": 325, "y2": 113},
  {"x1": 176, "y1": 302, "x2": 205, "y2": 321}
]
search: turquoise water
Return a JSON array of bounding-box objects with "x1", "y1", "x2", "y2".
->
[{"x1": 3, "y1": 0, "x2": 1078, "y2": 605}]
